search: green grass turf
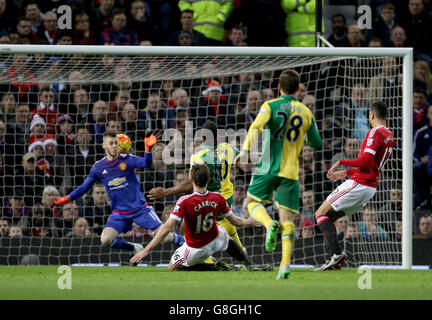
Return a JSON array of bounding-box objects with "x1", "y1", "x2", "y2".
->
[{"x1": 0, "y1": 266, "x2": 431, "y2": 300}]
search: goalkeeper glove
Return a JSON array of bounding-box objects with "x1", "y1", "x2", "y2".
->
[
  {"x1": 144, "y1": 130, "x2": 158, "y2": 153},
  {"x1": 50, "y1": 196, "x2": 71, "y2": 209}
]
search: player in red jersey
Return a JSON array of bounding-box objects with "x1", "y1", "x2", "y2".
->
[
  {"x1": 314, "y1": 101, "x2": 395, "y2": 270},
  {"x1": 130, "y1": 164, "x2": 261, "y2": 271}
]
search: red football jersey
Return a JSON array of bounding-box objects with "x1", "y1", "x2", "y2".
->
[
  {"x1": 170, "y1": 191, "x2": 232, "y2": 248},
  {"x1": 347, "y1": 125, "x2": 395, "y2": 188}
]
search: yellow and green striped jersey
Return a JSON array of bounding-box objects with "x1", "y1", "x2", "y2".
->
[
  {"x1": 242, "y1": 95, "x2": 322, "y2": 180},
  {"x1": 190, "y1": 142, "x2": 239, "y2": 200}
]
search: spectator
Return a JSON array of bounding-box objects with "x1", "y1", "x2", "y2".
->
[
  {"x1": 197, "y1": 79, "x2": 235, "y2": 129},
  {"x1": 327, "y1": 14, "x2": 349, "y2": 47},
  {"x1": 29, "y1": 115, "x2": 47, "y2": 145},
  {"x1": 36, "y1": 11, "x2": 59, "y2": 45},
  {"x1": 379, "y1": 181, "x2": 402, "y2": 232},
  {"x1": 178, "y1": 0, "x2": 233, "y2": 46},
  {"x1": 8, "y1": 225, "x2": 23, "y2": 237},
  {"x1": 399, "y1": 0, "x2": 432, "y2": 63},
  {"x1": 359, "y1": 204, "x2": 389, "y2": 240},
  {"x1": 28, "y1": 140, "x2": 51, "y2": 177},
  {"x1": 301, "y1": 187, "x2": 315, "y2": 223},
  {"x1": 161, "y1": 204, "x2": 174, "y2": 223},
  {"x1": 81, "y1": 183, "x2": 111, "y2": 235},
  {"x1": 6, "y1": 152, "x2": 48, "y2": 207},
  {"x1": 43, "y1": 136, "x2": 66, "y2": 190},
  {"x1": 177, "y1": 30, "x2": 193, "y2": 46},
  {"x1": 122, "y1": 102, "x2": 143, "y2": 152},
  {"x1": 100, "y1": 9, "x2": 139, "y2": 45},
  {"x1": 0, "y1": 0, "x2": 18, "y2": 34},
  {"x1": 70, "y1": 88, "x2": 91, "y2": 124},
  {"x1": 128, "y1": 0, "x2": 160, "y2": 44},
  {"x1": 225, "y1": 24, "x2": 247, "y2": 46},
  {"x1": 167, "y1": 9, "x2": 207, "y2": 46},
  {"x1": 56, "y1": 30, "x2": 73, "y2": 45},
  {"x1": 347, "y1": 24, "x2": 366, "y2": 47},
  {"x1": 302, "y1": 94, "x2": 316, "y2": 114},
  {"x1": 53, "y1": 201, "x2": 79, "y2": 237},
  {"x1": 331, "y1": 137, "x2": 360, "y2": 171},
  {"x1": 90, "y1": 100, "x2": 108, "y2": 144},
  {"x1": 232, "y1": 185, "x2": 246, "y2": 217},
  {"x1": 72, "y1": 12, "x2": 97, "y2": 45},
  {"x1": 6, "y1": 54, "x2": 37, "y2": 102},
  {"x1": 395, "y1": 215, "x2": 402, "y2": 241},
  {"x1": 414, "y1": 60, "x2": 432, "y2": 96},
  {"x1": 0, "y1": 92, "x2": 17, "y2": 123},
  {"x1": 369, "y1": 56, "x2": 402, "y2": 106},
  {"x1": 138, "y1": 92, "x2": 175, "y2": 131},
  {"x1": 66, "y1": 124, "x2": 100, "y2": 189},
  {"x1": 105, "y1": 119, "x2": 123, "y2": 133},
  {"x1": 368, "y1": 37, "x2": 383, "y2": 47},
  {"x1": 56, "y1": 114, "x2": 75, "y2": 156},
  {"x1": 229, "y1": 72, "x2": 260, "y2": 107},
  {"x1": 236, "y1": 90, "x2": 261, "y2": 129},
  {"x1": 413, "y1": 87, "x2": 429, "y2": 135},
  {"x1": 108, "y1": 89, "x2": 131, "y2": 121},
  {"x1": 25, "y1": 1, "x2": 43, "y2": 33},
  {"x1": 413, "y1": 104, "x2": 432, "y2": 209},
  {"x1": 345, "y1": 222, "x2": 360, "y2": 240},
  {"x1": 260, "y1": 88, "x2": 275, "y2": 104},
  {"x1": 19, "y1": 202, "x2": 53, "y2": 237},
  {"x1": 413, "y1": 215, "x2": 432, "y2": 240},
  {"x1": 389, "y1": 25, "x2": 407, "y2": 48},
  {"x1": 91, "y1": 0, "x2": 116, "y2": 37},
  {"x1": 367, "y1": 2, "x2": 396, "y2": 46},
  {"x1": 161, "y1": 79, "x2": 177, "y2": 109},
  {"x1": 298, "y1": 83, "x2": 307, "y2": 102},
  {"x1": 32, "y1": 88, "x2": 58, "y2": 135},
  {"x1": 41, "y1": 185, "x2": 60, "y2": 218},
  {"x1": 16, "y1": 16, "x2": 37, "y2": 44},
  {"x1": 0, "y1": 32, "x2": 10, "y2": 45},
  {"x1": 335, "y1": 216, "x2": 349, "y2": 240},
  {"x1": 3, "y1": 116, "x2": 26, "y2": 176},
  {"x1": 2, "y1": 188, "x2": 29, "y2": 226},
  {"x1": 58, "y1": 71, "x2": 86, "y2": 113},
  {"x1": 281, "y1": 0, "x2": 316, "y2": 47},
  {"x1": 0, "y1": 218, "x2": 9, "y2": 237},
  {"x1": 299, "y1": 219, "x2": 315, "y2": 239},
  {"x1": 70, "y1": 217, "x2": 93, "y2": 237}
]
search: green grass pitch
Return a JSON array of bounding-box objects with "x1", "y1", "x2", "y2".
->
[{"x1": 0, "y1": 266, "x2": 431, "y2": 300}]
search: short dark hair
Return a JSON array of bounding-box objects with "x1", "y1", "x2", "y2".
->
[
  {"x1": 370, "y1": 101, "x2": 388, "y2": 120},
  {"x1": 414, "y1": 86, "x2": 427, "y2": 97},
  {"x1": 181, "y1": 9, "x2": 194, "y2": 16},
  {"x1": 190, "y1": 164, "x2": 210, "y2": 188},
  {"x1": 202, "y1": 120, "x2": 218, "y2": 146},
  {"x1": 76, "y1": 124, "x2": 91, "y2": 133},
  {"x1": 331, "y1": 13, "x2": 346, "y2": 23},
  {"x1": 103, "y1": 131, "x2": 117, "y2": 139},
  {"x1": 279, "y1": 69, "x2": 300, "y2": 95},
  {"x1": 368, "y1": 37, "x2": 383, "y2": 45},
  {"x1": 39, "y1": 87, "x2": 54, "y2": 96},
  {"x1": 112, "y1": 8, "x2": 127, "y2": 18}
]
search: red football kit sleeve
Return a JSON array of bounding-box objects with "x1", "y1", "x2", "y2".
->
[{"x1": 340, "y1": 125, "x2": 395, "y2": 188}]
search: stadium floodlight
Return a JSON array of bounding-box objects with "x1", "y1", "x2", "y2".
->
[{"x1": 0, "y1": 45, "x2": 412, "y2": 269}]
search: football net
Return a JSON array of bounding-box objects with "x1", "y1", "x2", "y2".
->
[{"x1": 0, "y1": 46, "x2": 412, "y2": 268}]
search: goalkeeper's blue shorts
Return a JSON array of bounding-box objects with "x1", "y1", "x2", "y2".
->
[{"x1": 105, "y1": 205, "x2": 162, "y2": 234}]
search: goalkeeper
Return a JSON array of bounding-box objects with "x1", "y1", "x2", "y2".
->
[
  {"x1": 51, "y1": 131, "x2": 185, "y2": 259},
  {"x1": 149, "y1": 120, "x2": 260, "y2": 268},
  {"x1": 234, "y1": 69, "x2": 322, "y2": 280}
]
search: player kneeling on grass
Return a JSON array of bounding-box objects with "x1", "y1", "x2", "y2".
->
[
  {"x1": 130, "y1": 164, "x2": 261, "y2": 271},
  {"x1": 51, "y1": 131, "x2": 185, "y2": 262},
  {"x1": 314, "y1": 101, "x2": 394, "y2": 271}
]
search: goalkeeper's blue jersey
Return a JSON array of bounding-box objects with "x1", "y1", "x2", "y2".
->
[{"x1": 69, "y1": 153, "x2": 152, "y2": 214}]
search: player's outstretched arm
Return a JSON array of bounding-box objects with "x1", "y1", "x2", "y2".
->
[
  {"x1": 305, "y1": 117, "x2": 322, "y2": 149},
  {"x1": 148, "y1": 179, "x2": 193, "y2": 200},
  {"x1": 130, "y1": 218, "x2": 177, "y2": 264},
  {"x1": 227, "y1": 213, "x2": 262, "y2": 228},
  {"x1": 50, "y1": 171, "x2": 97, "y2": 208}
]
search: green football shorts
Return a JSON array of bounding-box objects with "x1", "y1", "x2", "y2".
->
[{"x1": 247, "y1": 174, "x2": 299, "y2": 213}]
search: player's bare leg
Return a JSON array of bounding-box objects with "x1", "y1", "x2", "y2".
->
[
  {"x1": 276, "y1": 207, "x2": 296, "y2": 280},
  {"x1": 314, "y1": 201, "x2": 347, "y2": 271},
  {"x1": 245, "y1": 196, "x2": 280, "y2": 253}
]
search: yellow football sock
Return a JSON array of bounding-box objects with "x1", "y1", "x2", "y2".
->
[
  {"x1": 217, "y1": 218, "x2": 245, "y2": 250},
  {"x1": 280, "y1": 221, "x2": 295, "y2": 268},
  {"x1": 247, "y1": 202, "x2": 272, "y2": 229},
  {"x1": 204, "y1": 257, "x2": 215, "y2": 264}
]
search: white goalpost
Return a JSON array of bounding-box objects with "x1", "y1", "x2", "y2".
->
[{"x1": 0, "y1": 45, "x2": 412, "y2": 269}]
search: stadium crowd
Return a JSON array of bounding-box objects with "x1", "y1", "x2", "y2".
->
[{"x1": 0, "y1": 0, "x2": 431, "y2": 248}]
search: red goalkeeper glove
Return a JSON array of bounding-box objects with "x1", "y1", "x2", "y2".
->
[
  {"x1": 144, "y1": 130, "x2": 158, "y2": 153},
  {"x1": 50, "y1": 196, "x2": 71, "y2": 209}
]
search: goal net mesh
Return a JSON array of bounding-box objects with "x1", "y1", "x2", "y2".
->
[{"x1": 0, "y1": 51, "x2": 403, "y2": 267}]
